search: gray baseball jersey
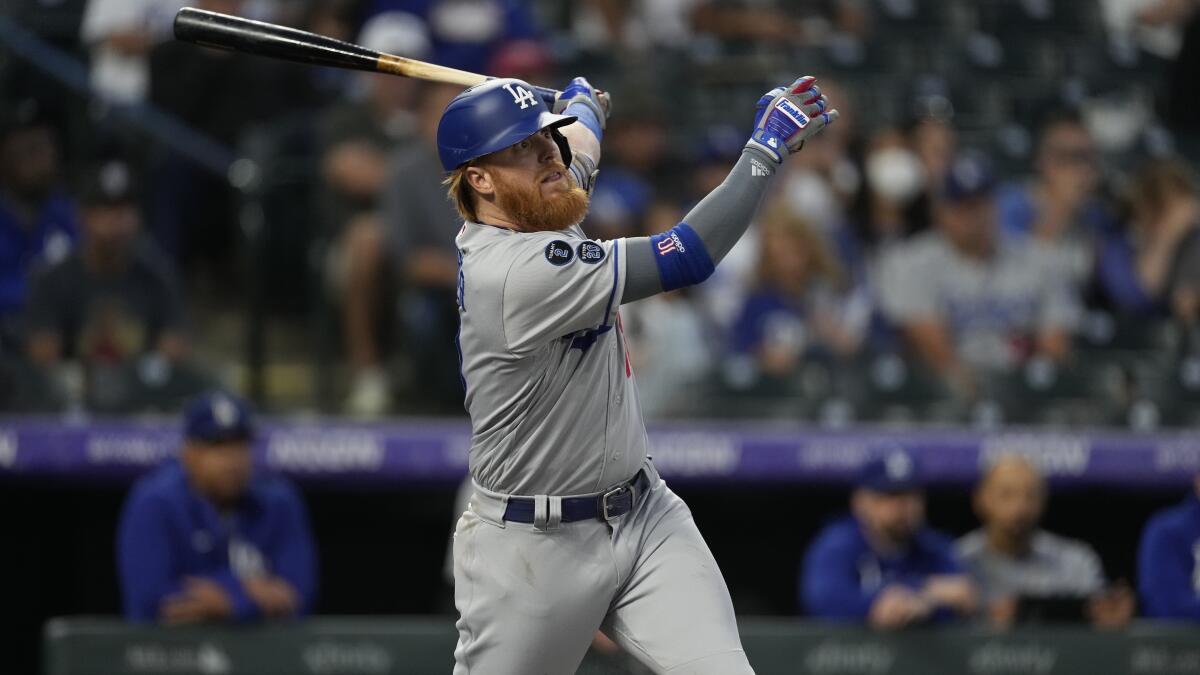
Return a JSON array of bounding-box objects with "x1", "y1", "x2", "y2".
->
[
  {"x1": 956, "y1": 529, "x2": 1105, "y2": 604},
  {"x1": 455, "y1": 222, "x2": 648, "y2": 495},
  {"x1": 878, "y1": 232, "x2": 1082, "y2": 370}
]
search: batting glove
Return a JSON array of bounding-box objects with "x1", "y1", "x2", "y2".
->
[
  {"x1": 746, "y1": 76, "x2": 838, "y2": 164},
  {"x1": 553, "y1": 76, "x2": 610, "y2": 132}
]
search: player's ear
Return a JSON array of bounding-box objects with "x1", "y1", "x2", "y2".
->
[{"x1": 465, "y1": 166, "x2": 494, "y2": 197}]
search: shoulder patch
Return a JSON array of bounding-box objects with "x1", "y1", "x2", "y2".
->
[
  {"x1": 576, "y1": 241, "x2": 606, "y2": 264},
  {"x1": 544, "y1": 240, "x2": 574, "y2": 266}
]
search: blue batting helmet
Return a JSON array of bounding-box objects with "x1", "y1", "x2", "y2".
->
[{"x1": 436, "y1": 78, "x2": 576, "y2": 172}]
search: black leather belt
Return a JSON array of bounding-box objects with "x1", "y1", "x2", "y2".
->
[{"x1": 502, "y1": 470, "x2": 651, "y2": 523}]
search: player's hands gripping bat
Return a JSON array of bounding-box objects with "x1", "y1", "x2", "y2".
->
[
  {"x1": 746, "y1": 75, "x2": 838, "y2": 163},
  {"x1": 172, "y1": 8, "x2": 610, "y2": 110},
  {"x1": 552, "y1": 76, "x2": 611, "y2": 131}
]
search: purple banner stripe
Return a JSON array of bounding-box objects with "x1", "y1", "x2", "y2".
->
[{"x1": 0, "y1": 418, "x2": 1197, "y2": 488}]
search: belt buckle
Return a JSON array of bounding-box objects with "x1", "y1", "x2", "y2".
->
[{"x1": 601, "y1": 486, "x2": 628, "y2": 521}]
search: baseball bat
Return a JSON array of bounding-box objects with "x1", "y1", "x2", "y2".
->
[{"x1": 172, "y1": 8, "x2": 608, "y2": 110}]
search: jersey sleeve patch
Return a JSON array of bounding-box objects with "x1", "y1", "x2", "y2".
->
[
  {"x1": 577, "y1": 241, "x2": 606, "y2": 264},
  {"x1": 544, "y1": 240, "x2": 574, "y2": 266}
]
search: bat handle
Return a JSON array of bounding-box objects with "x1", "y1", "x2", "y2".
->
[{"x1": 532, "y1": 85, "x2": 612, "y2": 118}]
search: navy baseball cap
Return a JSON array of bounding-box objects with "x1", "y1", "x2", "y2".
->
[
  {"x1": 943, "y1": 152, "x2": 996, "y2": 202},
  {"x1": 856, "y1": 450, "x2": 923, "y2": 493},
  {"x1": 184, "y1": 391, "x2": 255, "y2": 444}
]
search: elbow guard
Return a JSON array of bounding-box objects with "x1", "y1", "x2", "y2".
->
[{"x1": 649, "y1": 223, "x2": 715, "y2": 291}]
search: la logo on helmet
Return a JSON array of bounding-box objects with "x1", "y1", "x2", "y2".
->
[{"x1": 503, "y1": 83, "x2": 537, "y2": 110}]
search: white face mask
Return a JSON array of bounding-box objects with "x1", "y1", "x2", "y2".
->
[
  {"x1": 782, "y1": 171, "x2": 841, "y2": 231},
  {"x1": 866, "y1": 147, "x2": 926, "y2": 203}
]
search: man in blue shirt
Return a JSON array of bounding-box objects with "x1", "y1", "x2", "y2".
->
[
  {"x1": 0, "y1": 102, "x2": 78, "y2": 346},
  {"x1": 116, "y1": 391, "x2": 317, "y2": 623},
  {"x1": 801, "y1": 451, "x2": 978, "y2": 628},
  {"x1": 1138, "y1": 472, "x2": 1200, "y2": 620}
]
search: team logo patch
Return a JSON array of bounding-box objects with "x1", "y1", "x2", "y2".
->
[
  {"x1": 577, "y1": 241, "x2": 606, "y2": 264},
  {"x1": 544, "y1": 240, "x2": 574, "y2": 266}
]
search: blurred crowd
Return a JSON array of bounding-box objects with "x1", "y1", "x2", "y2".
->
[
  {"x1": 2, "y1": 0, "x2": 1200, "y2": 423},
  {"x1": 121, "y1": 391, "x2": 1200, "y2": 630}
]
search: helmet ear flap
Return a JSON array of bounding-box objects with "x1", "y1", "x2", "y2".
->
[{"x1": 550, "y1": 126, "x2": 572, "y2": 168}]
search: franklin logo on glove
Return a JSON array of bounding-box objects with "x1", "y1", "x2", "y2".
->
[{"x1": 774, "y1": 98, "x2": 810, "y2": 128}]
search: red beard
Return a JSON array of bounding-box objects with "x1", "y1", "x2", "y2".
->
[{"x1": 491, "y1": 165, "x2": 590, "y2": 233}]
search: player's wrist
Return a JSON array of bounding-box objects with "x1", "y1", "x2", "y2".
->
[
  {"x1": 565, "y1": 98, "x2": 604, "y2": 139},
  {"x1": 744, "y1": 134, "x2": 793, "y2": 164},
  {"x1": 741, "y1": 144, "x2": 782, "y2": 172}
]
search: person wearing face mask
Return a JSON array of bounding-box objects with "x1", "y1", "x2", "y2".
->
[
  {"x1": 957, "y1": 456, "x2": 1135, "y2": 627},
  {"x1": 847, "y1": 129, "x2": 930, "y2": 273}
]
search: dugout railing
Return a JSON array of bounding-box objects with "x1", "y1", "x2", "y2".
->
[{"x1": 44, "y1": 616, "x2": 1200, "y2": 675}]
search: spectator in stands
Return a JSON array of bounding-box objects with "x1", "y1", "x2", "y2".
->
[
  {"x1": 584, "y1": 105, "x2": 669, "y2": 242},
  {"x1": 1138, "y1": 470, "x2": 1200, "y2": 620},
  {"x1": 0, "y1": 101, "x2": 77, "y2": 350},
  {"x1": 1096, "y1": 158, "x2": 1200, "y2": 323},
  {"x1": 117, "y1": 390, "x2": 317, "y2": 623},
  {"x1": 848, "y1": 128, "x2": 930, "y2": 271},
  {"x1": 676, "y1": 126, "x2": 754, "y2": 332},
  {"x1": 570, "y1": 0, "x2": 851, "y2": 54},
  {"x1": 1135, "y1": 0, "x2": 1200, "y2": 159},
  {"x1": 362, "y1": 0, "x2": 541, "y2": 74},
  {"x1": 996, "y1": 112, "x2": 1114, "y2": 287},
  {"x1": 623, "y1": 204, "x2": 714, "y2": 419},
  {"x1": 775, "y1": 79, "x2": 858, "y2": 241},
  {"x1": 878, "y1": 153, "x2": 1081, "y2": 398},
  {"x1": 731, "y1": 207, "x2": 860, "y2": 379},
  {"x1": 146, "y1": 0, "x2": 317, "y2": 286},
  {"x1": 801, "y1": 451, "x2": 978, "y2": 628},
  {"x1": 909, "y1": 104, "x2": 957, "y2": 200},
  {"x1": 958, "y1": 456, "x2": 1135, "y2": 627},
  {"x1": 81, "y1": 0, "x2": 187, "y2": 103},
  {"x1": 366, "y1": 82, "x2": 466, "y2": 415},
  {"x1": 318, "y1": 13, "x2": 432, "y2": 416},
  {"x1": 24, "y1": 160, "x2": 187, "y2": 404}
]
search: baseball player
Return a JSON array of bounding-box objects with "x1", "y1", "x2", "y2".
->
[{"x1": 441, "y1": 74, "x2": 836, "y2": 674}]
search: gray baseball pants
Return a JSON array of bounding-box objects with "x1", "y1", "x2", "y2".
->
[{"x1": 451, "y1": 462, "x2": 754, "y2": 674}]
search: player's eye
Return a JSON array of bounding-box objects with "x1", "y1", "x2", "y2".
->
[{"x1": 518, "y1": 140, "x2": 531, "y2": 150}]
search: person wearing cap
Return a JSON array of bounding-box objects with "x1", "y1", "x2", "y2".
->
[
  {"x1": 957, "y1": 455, "x2": 1134, "y2": 627},
  {"x1": 116, "y1": 391, "x2": 317, "y2": 623},
  {"x1": 24, "y1": 160, "x2": 187, "y2": 374},
  {"x1": 877, "y1": 151, "x2": 1082, "y2": 397},
  {"x1": 361, "y1": 0, "x2": 541, "y2": 75},
  {"x1": 801, "y1": 451, "x2": 978, "y2": 628},
  {"x1": 0, "y1": 102, "x2": 79, "y2": 345},
  {"x1": 1137, "y1": 470, "x2": 1200, "y2": 621}
]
